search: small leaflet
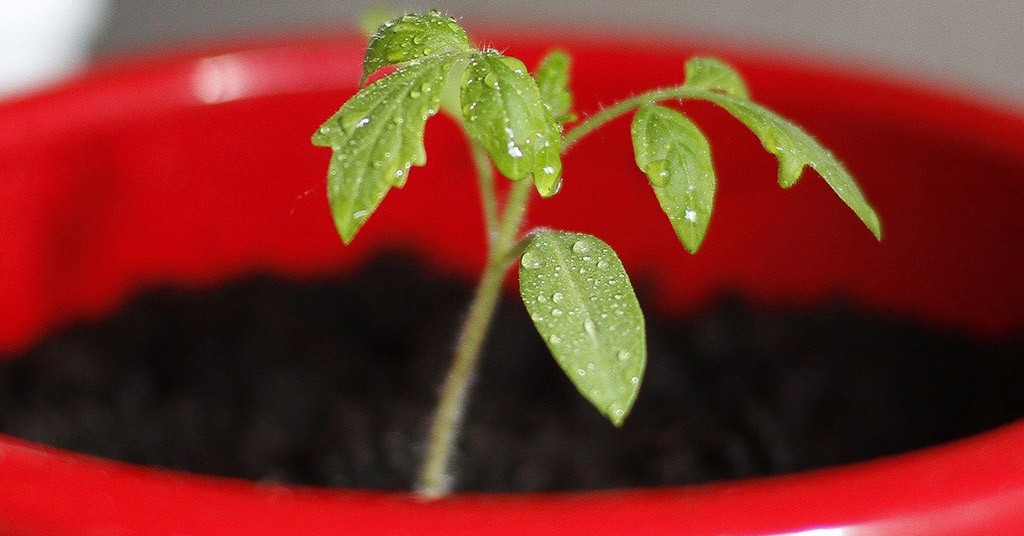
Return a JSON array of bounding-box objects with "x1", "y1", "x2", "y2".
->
[
  {"x1": 631, "y1": 104, "x2": 716, "y2": 253},
  {"x1": 461, "y1": 51, "x2": 563, "y2": 197},
  {"x1": 313, "y1": 52, "x2": 459, "y2": 243},
  {"x1": 361, "y1": 10, "x2": 472, "y2": 85},
  {"x1": 683, "y1": 56, "x2": 750, "y2": 99},
  {"x1": 535, "y1": 50, "x2": 576, "y2": 125}
]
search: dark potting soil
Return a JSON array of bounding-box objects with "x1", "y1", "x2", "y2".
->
[{"x1": 1, "y1": 253, "x2": 1022, "y2": 492}]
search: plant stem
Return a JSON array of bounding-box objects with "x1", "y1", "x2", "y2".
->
[
  {"x1": 470, "y1": 140, "x2": 499, "y2": 247},
  {"x1": 416, "y1": 177, "x2": 534, "y2": 498},
  {"x1": 417, "y1": 84, "x2": 698, "y2": 498},
  {"x1": 562, "y1": 85, "x2": 698, "y2": 153}
]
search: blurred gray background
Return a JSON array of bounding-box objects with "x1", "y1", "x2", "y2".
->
[{"x1": 6, "y1": 1, "x2": 1024, "y2": 110}]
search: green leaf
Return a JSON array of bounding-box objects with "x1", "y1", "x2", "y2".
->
[
  {"x1": 312, "y1": 52, "x2": 459, "y2": 243},
  {"x1": 461, "y1": 51, "x2": 563, "y2": 197},
  {"x1": 683, "y1": 57, "x2": 750, "y2": 99},
  {"x1": 535, "y1": 50, "x2": 576, "y2": 125},
  {"x1": 697, "y1": 91, "x2": 882, "y2": 240},
  {"x1": 631, "y1": 104, "x2": 716, "y2": 253},
  {"x1": 361, "y1": 10, "x2": 472, "y2": 85},
  {"x1": 519, "y1": 230, "x2": 646, "y2": 426}
]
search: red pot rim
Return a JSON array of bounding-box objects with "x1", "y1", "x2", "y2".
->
[{"x1": 1, "y1": 33, "x2": 1022, "y2": 536}]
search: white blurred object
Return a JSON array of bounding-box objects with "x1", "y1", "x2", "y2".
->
[{"x1": 0, "y1": 0, "x2": 108, "y2": 97}]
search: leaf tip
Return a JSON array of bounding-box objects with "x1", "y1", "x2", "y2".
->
[
  {"x1": 682, "y1": 239, "x2": 702, "y2": 255},
  {"x1": 604, "y1": 393, "x2": 639, "y2": 427},
  {"x1": 866, "y1": 211, "x2": 883, "y2": 241},
  {"x1": 336, "y1": 219, "x2": 359, "y2": 245}
]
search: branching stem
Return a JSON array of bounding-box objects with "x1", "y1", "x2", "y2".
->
[{"x1": 416, "y1": 84, "x2": 698, "y2": 498}]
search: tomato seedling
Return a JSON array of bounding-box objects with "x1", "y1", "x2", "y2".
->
[{"x1": 313, "y1": 10, "x2": 880, "y2": 497}]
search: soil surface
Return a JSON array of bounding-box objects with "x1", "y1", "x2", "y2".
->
[{"x1": 1, "y1": 253, "x2": 1022, "y2": 492}]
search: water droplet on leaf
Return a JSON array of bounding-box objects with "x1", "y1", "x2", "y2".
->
[
  {"x1": 646, "y1": 159, "x2": 670, "y2": 187},
  {"x1": 521, "y1": 251, "x2": 541, "y2": 269}
]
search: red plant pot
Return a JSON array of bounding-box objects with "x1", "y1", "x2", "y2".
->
[{"x1": 1, "y1": 33, "x2": 1023, "y2": 536}]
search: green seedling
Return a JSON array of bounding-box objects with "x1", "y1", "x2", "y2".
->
[{"x1": 313, "y1": 10, "x2": 881, "y2": 498}]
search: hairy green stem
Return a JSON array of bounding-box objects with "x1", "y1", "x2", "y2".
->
[
  {"x1": 416, "y1": 178, "x2": 533, "y2": 498},
  {"x1": 470, "y1": 139, "x2": 499, "y2": 247},
  {"x1": 562, "y1": 85, "x2": 698, "y2": 153}
]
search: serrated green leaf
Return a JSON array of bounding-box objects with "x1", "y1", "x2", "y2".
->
[
  {"x1": 361, "y1": 10, "x2": 472, "y2": 85},
  {"x1": 519, "y1": 231, "x2": 646, "y2": 426},
  {"x1": 631, "y1": 105, "x2": 716, "y2": 253},
  {"x1": 535, "y1": 50, "x2": 576, "y2": 125},
  {"x1": 461, "y1": 51, "x2": 563, "y2": 196},
  {"x1": 697, "y1": 91, "x2": 882, "y2": 240},
  {"x1": 683, "y1": 57, "x2": 749, "y2": 99},
  {"x1": 312, "y1": 52, "x2": 458, "y2": 243}
]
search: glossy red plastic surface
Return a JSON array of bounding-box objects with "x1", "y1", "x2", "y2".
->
[{"x1": 1, "y1": 34, "x2": 1023, "y2": 535}]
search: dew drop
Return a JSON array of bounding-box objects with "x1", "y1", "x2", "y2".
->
[
  {"x1": 630, "y1": 376, "x2": 640, "y2": 384},
  {"x1": 551, "y1": 308, "x2": 563, "y2": 317},
  {"x1": 646, "y1": 160, "x2": 670, "y2": 186},
  {"x1": 617, "y1": 349, "x2": 631, "y2": 361},
  {"x1": 584, "y1": 319, "x2": 597, "y2": 339},
  {"x1": 409, "y1": 90, "x2": 422, "y2": 99},
  {"x1": 597, "y1": 259, "x2": 609, "y2": 269},
  {"x1": 537, "y1": 294, "x2": 548, "y2": 303},
  {"x1": 552, "y1": 292, "x2": 564, "y2": 303},
  {"x1": 520, "y1": 251, "x2": 542, "y2": 270},
  {"x1": 577, "y1": 368, "x2": 586, "y2": 376},
  {"x1": 571, "y1": 240, "x2": 590, "y2": 254},
  {"x1": 549, "y1": 334, "x2": 562, "y2": 345}
]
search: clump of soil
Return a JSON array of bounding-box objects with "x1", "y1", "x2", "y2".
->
[{"x1": 1, "y1": 253, "x2": 1021, "y2": 492}]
